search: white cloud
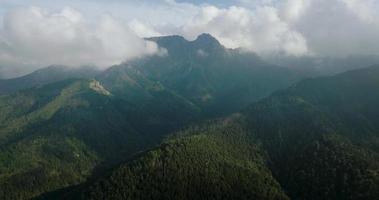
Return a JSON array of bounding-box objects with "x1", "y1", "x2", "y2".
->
[
  {"x1": 339, "y1": 0, "x2": 379, "y2": 23},
  {"x1": 280, "y1": 0, "x2": 379, "y2": 56},
  {"x1": 179, "y1": 0, "x2": 379, "y2": 57},
  {"x1": 1, "y1": 0, "x2": 379, "y2": 78},
  {"x1": 197, "y1": 49, "x2": 208, "y2": 57},
  {"x1": 128, "y1": 19, "x2": 162, "y2": 38},
  {"x1": 0, "y1": 6, "x2": 162, "y2": 73},
  {"x1": 279, "y1": 0, "x2": 310, "y2": 23},
  {"x1": 181, "y1": 5, "x2": 308, "y2": 56}
]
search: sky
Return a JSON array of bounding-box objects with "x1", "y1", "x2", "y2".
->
[{"x1": 0, "y1": 0, "x2": 379, "y2": 77}]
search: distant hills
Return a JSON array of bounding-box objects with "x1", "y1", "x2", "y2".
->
[
  {"x1": 0, "y1": 65, "x2": 100, "y2": 95},
  {"x1": 264, "y1": 54, "x2": 379, "y2": 77}
]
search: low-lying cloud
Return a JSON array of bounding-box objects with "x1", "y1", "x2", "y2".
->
[
  {"x1": 181, "y1": 5, "x2": 308, "y2": 56},
  {"x1": 280, "y1": 0, "x2": 379, "y2": 57},
  {"x1": 179, "y1": 0, "x2": 379, "y2": 57},
  {"x1": 0, "y1": 6, "x2": 162, "y2": 76},
  {"x1": 1, "y1": 0, "x2": 379, "y2": 77}
]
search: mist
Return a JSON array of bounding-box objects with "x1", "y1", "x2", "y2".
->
[{"x1": 1, "y1": 0, "x2": 379, "y2": 78}]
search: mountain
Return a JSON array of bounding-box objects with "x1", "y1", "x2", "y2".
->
[
  {"x1": 242, "y1": 66, "x2": 379, "y2": 199},
  {"x1": 2, "y1": 33, "x2": 362, "y2": 199},
  {"x1": 0, "y1": 77, "x2": 200, "y2": 199},
  {"x1": 0, "y1": 65, "x2": 101, "y2": 95},
  {"x1": 64, "y1": 65, "x2": 379, "y2": 200},
  {"x1": 63, "y1": 118, "x2": 289, "y2": 200},
  {"x1": 263, "y1": 54, "x2": 379, "y2": 77},
  {"x1": 0, "y1": 34, "x2": 302, "y2": 115},
  {"x1": 0, "y1": 33, "x2": 304, "y2": 199},
  {"x1": 138, "y1": 33, "x2": 301, "y2": 116}
]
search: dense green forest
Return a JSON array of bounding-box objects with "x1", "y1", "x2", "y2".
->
[
  {"x1": 0, "y1": 77, "x2": 201, "y2": 199},
  {"x1": 1, "y1": 34, "x2": 379, "y2": 200},
  {"x1": 0, "y1": 66, "x2": 100, "y2": 95},
  {"x1": 0, "y1": 34, "x2": 303, "y2": 199},
  {"x1": 61, "y1": 65, "x2": 379, "y2": 200},
  {"x1": 66, "y1": 120, "x2": 289, "y2": 200}
]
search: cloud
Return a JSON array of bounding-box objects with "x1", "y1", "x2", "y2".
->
[
  {"x1": 128, "y1": 19, "x2": 162, "y2": 38},
  {"x1": 2, "y1": 0, "x2": 379, "y2": 78},
  {"x1": 279, "y1": 0, "x2": 379, "y2": 57},
  {"x1": 0, "y1": 6, "x2": 162, "y2": 74},
  {"x1": 181, "y1": 5, "x2": 308, "y2": 56},
  {"x1": 196, "y1": 49, "x2": 208, "y2": 57},
  {"x1": 177, "y1": 0, "x2": 379, "y2": 57}
]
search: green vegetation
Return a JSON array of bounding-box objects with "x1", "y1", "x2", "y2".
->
[
  {"x1": 67, "y1": 119, "x2": 289, "y2": 200},
  {"x1": 242, "y1": 65, "x2": 379, "y2": 199},
  {"x1": 64, "y1": 65, "x2": 379, "y2": 200},
  {"x1": 0, "y1": 65, "x2": 100, "y2": 95},
  {"x1": 0, "y1": 77, "x2": 200, "y2": 199},
  {"x1": 1, "y1": 35, "x2": 379, "y2": 200},
  {"x1": 282, "y1": 135, "x2": 379, "y2": 200},
  {"x1": 135, "y1": 34, "x2": 300, "y2": 116}
]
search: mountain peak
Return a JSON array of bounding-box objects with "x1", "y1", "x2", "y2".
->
[
  {"x1": 146, "y1": 35, "x2": 187, "y2": 48},
  {"x1": 148, "y1": 35, "x2": 186, "y2": 43},
  {"x1": 192, "y1": 33, "x2": 222, "y2": 48},
  {"x1": 195, "y1": 33, "x2": 217, "y2": 41},
  {"x1": 192, "y1": 33, "x2": 223, "y2": 51},
  {"x1": 147, "y1": 34, "x2": 219, "y2": 45},
  {"x1": 145, "y1": 34, "x2": 224, "y2": 57}
]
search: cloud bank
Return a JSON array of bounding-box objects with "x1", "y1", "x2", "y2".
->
[
  {"x1": 280, "y1": 0, "x2": 379, "y2": 56},
  {"x1": 181, "y1": 5, "x2": 308, "y2": 56},
  {"x1": 0, "y1": 6, "x2": 162, "y2": 75},
  {"x1": 1, "y1": 0, "x2": 379, "y2": 77},
  {"x1": 179, "y1": 0, "x2": 379, "y2": 57}
]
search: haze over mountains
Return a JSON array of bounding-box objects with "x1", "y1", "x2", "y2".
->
[
  {"x1": 0, "y1": 32, "x2": 379, "y2": 199},
  {"x1": 1, "y1": 0, "x2": 379, "y2": 199},
  {"x1": 2, "y1": 0, "x2": 379, "y2": 78},
  {"x1": 0, "y1": 66, "x2": 100, "y2": 95},
  {"x1": 0, "y1": 34, "x2": 299, "y2": 199}
]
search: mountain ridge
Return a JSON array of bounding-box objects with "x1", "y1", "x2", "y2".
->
[
  {"x1": 2, "y1": 34, "x2": 377, "y2": 200},
  {"x1": 0, "y1": 65, "x2": 101, "y2": 95},
  {"x1": 61, "y1": 65, "x2": 379, "y2": 200}
]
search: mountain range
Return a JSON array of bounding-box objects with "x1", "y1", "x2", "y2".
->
[
  {"x1": 0, "y1": 34, "x2": 378, "y2": 200},
  {"x1": 64, "y1": 65, "x2": 379, "y2": 200}
]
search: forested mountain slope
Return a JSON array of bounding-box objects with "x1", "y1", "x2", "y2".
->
[
  {"x1": 61, "y1": 117, "x2": 290, "y2": 200},
  {"x1": 0, "y1": 66, "x2": 100, "y2": 95},
  {"x1": 65, "y1": 65, "x2": 379, "y2": 200},
  {"x1": 0, "y1": 34, "x2": 304, "y2": 199},
  {"x1": 135, "y1": 33, "x2": 300, "y2": 115},
  {"x1": 0, "y1": 78, "x2": 199, "y2": 199}
]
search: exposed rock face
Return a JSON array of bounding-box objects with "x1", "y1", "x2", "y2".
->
[{"x1": 89, "y1": 80, "x2": 111, "y2": 96}]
